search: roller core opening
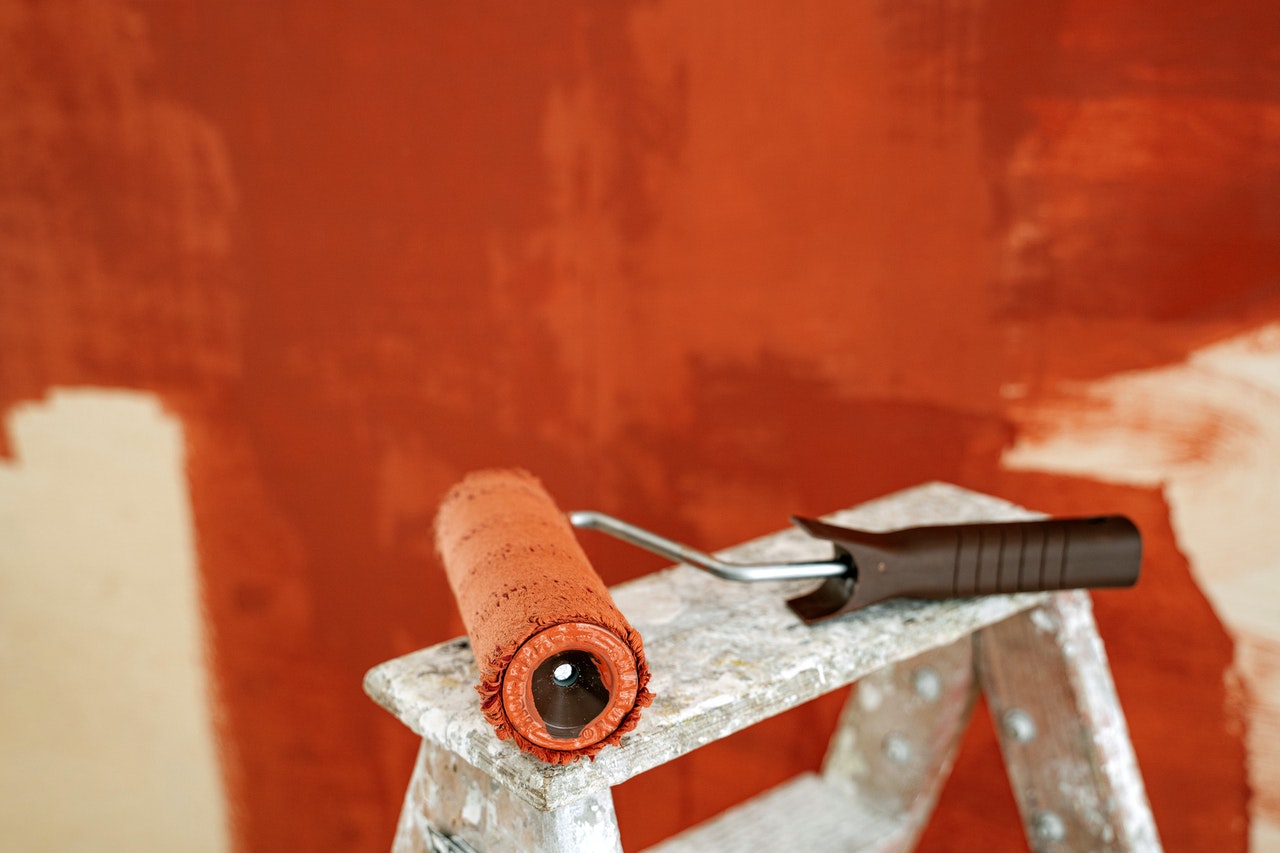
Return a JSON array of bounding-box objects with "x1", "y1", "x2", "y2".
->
[
  {"x1": 532, "y1": 650, "x2": 610, "y2": 738},
  {"x1": 503, "y1": 621, "x2": 638, "y2": 750}
]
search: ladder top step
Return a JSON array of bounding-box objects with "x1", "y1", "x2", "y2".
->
[{"x1": 365, "y1": 482, "x2": 1048, "y2": 812}]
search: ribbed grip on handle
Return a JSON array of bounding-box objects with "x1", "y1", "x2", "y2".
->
[
  {"x1": 786, "y1": 515, "x2": 1142, "y2": 623},
  {"x1": 950, "y1": 517, "x2": 1139, "y2": 595}
]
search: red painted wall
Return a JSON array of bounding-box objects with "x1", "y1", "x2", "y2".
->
[{"x1": 5, "y1": 1, "x2": 1276, "y2": 849}]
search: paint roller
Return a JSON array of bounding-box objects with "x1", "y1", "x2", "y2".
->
[
  {"x1": 438, "y1": 469, "x2": 1141, "y2": 764},
  {"x1": 435, "y1": 469, "x2": 653, "y2": 764}
]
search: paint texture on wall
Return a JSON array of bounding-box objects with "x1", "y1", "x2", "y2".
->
[{"x1": 2, "y1": 0, "x2": 1277, "y2": 850}]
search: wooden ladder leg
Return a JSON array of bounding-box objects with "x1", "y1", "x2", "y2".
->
[
  {"x1": 391, "y1": 738, "x2": 624, "y2": 853},
  {"x1": 976, "y1": 591, "x2": 1162, "y2": 852},
  {"x1": 822, "y1": 634, "x2": 977, "y2": 852}
]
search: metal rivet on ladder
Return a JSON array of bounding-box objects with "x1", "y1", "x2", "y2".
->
[
  {"x1": 1031, "y1": 810, "x2": 1066, "y2": 843},
  {"x1": 882, "y1": 733, "x2": 912, "y2": 765},
  {"x1": 912, "y1": 667, "x2": 941, "y2": 701},
  {"x1": 1001, "y1": 708, "x2": 1037, "y2": 743}
]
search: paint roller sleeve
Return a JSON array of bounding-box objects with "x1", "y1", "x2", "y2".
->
[{"x1": 434, "y1": 469, "x2": 653, "y2": 764}]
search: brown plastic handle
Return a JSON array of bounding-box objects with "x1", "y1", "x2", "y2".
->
[{"x1": 785, "y1": 515, "x2": 1141, "y2": 623}]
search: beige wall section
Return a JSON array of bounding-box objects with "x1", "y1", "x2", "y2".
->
[
  {"x1": 0, "y1": 388, "x2": 229, "y2": 852},
  {"x1": 1004, "y1": 323, "x2": 1280, "y2": 852}
]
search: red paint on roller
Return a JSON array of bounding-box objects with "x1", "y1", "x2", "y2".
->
[{"x1": 434, "y1": 469, "x2": 653, "y2": 763}]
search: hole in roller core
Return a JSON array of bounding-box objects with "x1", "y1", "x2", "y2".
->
[{"x1": 532, "y1": 650, "x2": 609, "y2": 738}]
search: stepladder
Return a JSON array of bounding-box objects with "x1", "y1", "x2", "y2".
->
[{"x1": 364, "y1": 483, "x2": 1163, "y2": 852}]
